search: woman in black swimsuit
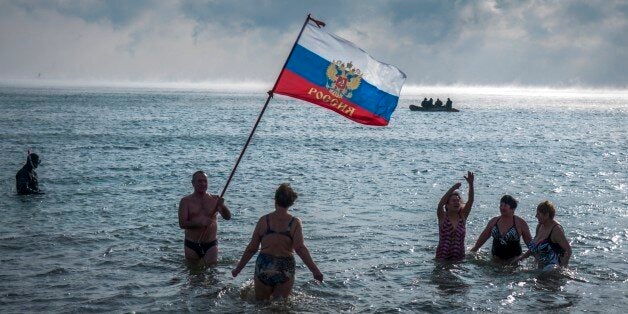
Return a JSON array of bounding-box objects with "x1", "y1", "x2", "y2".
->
[
  {"x1": 232, "y1": 183, "x2": 323, "y2": 300},
  {"x1": 470, "y1": 195, "x2": 532, "y2": 262}
]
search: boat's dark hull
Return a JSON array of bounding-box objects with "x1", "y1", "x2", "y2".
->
[{"x1": 409, "y1": 105, "x2": 459, "y2": 112}]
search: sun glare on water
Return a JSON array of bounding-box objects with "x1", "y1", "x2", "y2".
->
[{"x1": 401, "y1": 84, "x2": 628, "y2": 100}]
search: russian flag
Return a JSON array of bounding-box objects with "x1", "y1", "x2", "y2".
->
[{"x1": 274, "y1": 21, "x2": 406, "y2": 126}]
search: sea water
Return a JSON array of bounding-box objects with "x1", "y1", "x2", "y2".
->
[{"x1": 0, "y1": 84, "x2": 626, "y2": 312}]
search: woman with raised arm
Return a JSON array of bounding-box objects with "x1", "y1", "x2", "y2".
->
[
  {"x1": 232, "y1": 183, "x2": 323, "y2": 300},
  {"x1": 435, "y1": 171, "x2": 474, "y2": 261},
  {"x1": 470, "y1": 195, "x2": 532, "y2": 262},
  {"x1": 516, "y1": 200, "x2": 572, "y2": 270}
]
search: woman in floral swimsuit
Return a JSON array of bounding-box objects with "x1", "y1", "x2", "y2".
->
[{"x1": 517, "y1": 200, "x2": 572, "y2": 270}]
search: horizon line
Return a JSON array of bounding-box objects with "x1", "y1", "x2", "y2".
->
[{"x1": 1, "y1": 78, "x2": 627, "y2": 98}]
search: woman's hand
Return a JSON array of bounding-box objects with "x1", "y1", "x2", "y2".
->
[
  {"x1": 231, "y1": 265, "x2": 242, "y2": 277},
  {"x1": 313, "y1": 270, "x2": 324, "y2": 282},
  {"x1": 445, "y1": 182, "x2": 462, "y2": 197},
  {"x1": 464, "y1": 171, "x2": 474, "y2": 185},
  {"x1": 559, "y1": 254, "x2": 569, "y2": 268}
]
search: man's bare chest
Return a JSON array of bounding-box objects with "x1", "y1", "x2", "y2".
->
[{"x1": 187, "y1": 201, "x2": 217, "y2": 217}]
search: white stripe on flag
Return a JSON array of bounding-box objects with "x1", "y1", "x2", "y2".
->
[{"x1": 298, "y1": 23, "x2": 406, "y2": 97}]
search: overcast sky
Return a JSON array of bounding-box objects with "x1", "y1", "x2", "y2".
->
[{"x1": 1, "y1": 0, "x2": 626, "y2": 88}]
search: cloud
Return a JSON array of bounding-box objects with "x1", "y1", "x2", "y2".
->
[
  {"x1": 9, "y1": 0, "x2": 154, "y2": 27},
  {"x1": 0, "y1": 0, "x2": 626, "y2": 87}
]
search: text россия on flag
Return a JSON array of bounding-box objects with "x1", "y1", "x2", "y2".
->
[{"x1": 274, "y1": 22, "x2": 406, "y2": 126}]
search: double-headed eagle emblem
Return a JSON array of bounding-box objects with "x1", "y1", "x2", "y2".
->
[{"x1": 326, "y1": 60, "x2": 362, "y2": 99}]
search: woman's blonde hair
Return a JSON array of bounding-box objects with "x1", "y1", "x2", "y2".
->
[{"x1": 537, "y1": 200, "x2": 556, "y2": 219}]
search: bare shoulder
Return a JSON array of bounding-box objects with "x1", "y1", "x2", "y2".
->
[
  {"x1": 515, "y1": 215, "x2": 529, "y2": 226},
  {"x1": 289, "y1": 216, "x2": 302, "y2": 234},
  {"x1": 179, "y1": 194, "x2": 193, "y2": 206},
  {"x1": 199, "y1": 193, "x2": 213, "y2": 201},
  {"x1": 550, "y1": 222, "x2": 567, "y2": 242},
  {"x1": 205, "y1": 193, "x2": 223, "y2": 206},
  {"x1": 256, "y1": 215, "x2": 268, "y2": 227},
  {"x1": 481, "y1": 216, "x2": 497, "y2": 228}
]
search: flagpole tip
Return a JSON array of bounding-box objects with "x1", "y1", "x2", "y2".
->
[{"x1": 307, "y1": 15, "x2": 326, "y2": 28}]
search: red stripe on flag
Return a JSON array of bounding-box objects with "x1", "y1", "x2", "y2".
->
[{"x1": 275, "y1": 69, "x2": 389, "y2": 126}]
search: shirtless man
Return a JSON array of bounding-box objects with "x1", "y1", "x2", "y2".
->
[{"x1": 178, "y1": 170, "x2": 231, "y2": 265}]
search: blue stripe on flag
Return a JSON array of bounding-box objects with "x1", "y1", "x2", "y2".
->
[{"x1": 285, "y1": 44, "x2": 400, "y2": 120}]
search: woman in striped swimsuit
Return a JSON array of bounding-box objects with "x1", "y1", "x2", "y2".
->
[{"x1": 435, "y1": 171, "x2": 475, "y2": 261}]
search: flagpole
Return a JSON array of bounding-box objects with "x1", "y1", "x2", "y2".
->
[
  {"x1": 197, "y1": 14, "x2": 325, "y2": 243},
  {"x1": 197, "y1": 14, "x2": 321, "y2": 243},
  {"x1": 217, "y1": 14, "x2": 322, "y2": 200}
]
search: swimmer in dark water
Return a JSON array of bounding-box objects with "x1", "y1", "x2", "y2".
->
[{"x1": 16, "y1": 151, "x2": 43, "y2": 195}]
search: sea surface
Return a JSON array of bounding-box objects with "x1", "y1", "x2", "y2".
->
[{"x1": 0, "y1": 84, "x2": 626, "y2": 312}]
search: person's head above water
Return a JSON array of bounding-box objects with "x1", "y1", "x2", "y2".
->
[
  {"x1": 536, "y1": 200, "x2": 556, "y2": 220},
  {"x1": 191, "y1": 170, "x2": 208, "y2": 194},
  {"x1": 446, "y1": 190, "x2": 464, "y2": 211},
  {"x1": 499, "y1": 195, "x2": 518, "y2": 216},
  {"x1": 275, "y1": 183, "x2": 298, "y2": 208},
  {"x1": 500, "y1": 195, "x2": 518, "y2": 209},
  {"x1": 28, "y1": 153, "x2": 40, "y2": 168}
]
